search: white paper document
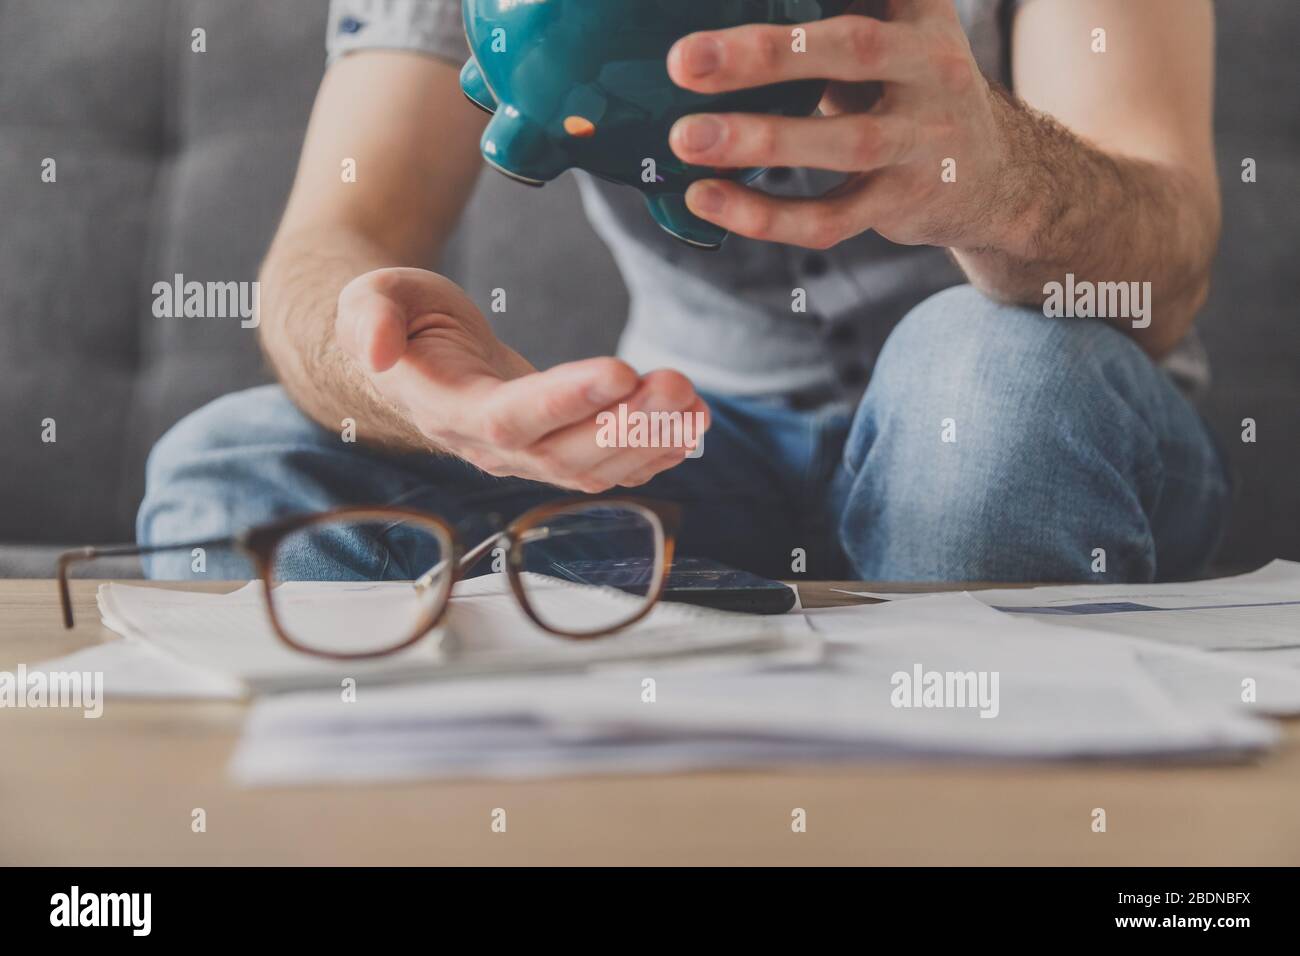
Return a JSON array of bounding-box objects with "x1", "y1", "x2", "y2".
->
[
  {"x1": 78, "y1": 573, "x2": 813, "y2": 694},
  {"x1": 21, "y1": 640, "x2": 244, "y2": 701},
  {"x1": 229, "y1": 592, "x2": 1279, "y2": 786},
  {"x1": 808, "y1": 593, "x2": 1300, "y2": 717},
  {"x1": 28, "y1": 567, "x2": 1292, "y2": 785},
  {"x1": 832, "y1": 561, "x2": 1300, "y2": 651}
]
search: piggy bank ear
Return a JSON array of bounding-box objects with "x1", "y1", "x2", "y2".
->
[
  {"x1": 645, "y1": 194, "x2": 727, "y2": 250},
  {"x1": 459, "y1": 59, "x2": 498, "y2": 114}
]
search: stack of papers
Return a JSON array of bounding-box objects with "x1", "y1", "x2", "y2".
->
[
  {"x1": 87, "y1": 573, "x2": 814, "y2": 694},
  {"x1": 806, "y1": 593, "x2": 1300, "y2": 718},
  {"x1": 228, "y1": 591, "x2": 1288, "y2": 785},
  {"x1": 28, "y1": 563, "x2": 1300, "y2": 786},
  {"x1": 835, "y1": 560, "x2": 1300, "y2": 651}
]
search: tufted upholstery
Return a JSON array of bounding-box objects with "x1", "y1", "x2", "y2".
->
[{"x1": 0, "y1": 0, "x2": 1295, "y2": 574}]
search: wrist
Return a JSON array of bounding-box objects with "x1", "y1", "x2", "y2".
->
[{"x1": 956, "y1": 87, "x2": 1056, "y2": 264}]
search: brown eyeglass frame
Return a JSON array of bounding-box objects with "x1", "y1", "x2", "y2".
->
[{"x1": 57, "y1": 496, "x2": 681, "y2": 660}]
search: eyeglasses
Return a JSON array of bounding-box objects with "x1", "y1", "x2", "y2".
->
[{"x1": 58, "y1": 497, "x2": 680, "y2": 659}]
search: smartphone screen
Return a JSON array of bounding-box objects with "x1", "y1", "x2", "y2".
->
[{"x1": 545, "y1": 556, "x2": 797, "y2": 614}]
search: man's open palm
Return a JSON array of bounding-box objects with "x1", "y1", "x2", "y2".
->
[{"x1": 336, "y1": 268, "x2": 708, "y2": 492}]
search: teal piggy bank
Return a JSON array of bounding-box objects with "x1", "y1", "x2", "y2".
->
[{"x1": 461, "y1": 0, "x2": 851, "y2": 249}]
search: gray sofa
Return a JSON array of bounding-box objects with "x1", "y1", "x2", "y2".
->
[{"x1": 1, "y1": 0, "x2": 1296, "y2": 577}]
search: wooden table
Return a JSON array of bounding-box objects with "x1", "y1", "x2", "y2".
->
[{"x1": 1, "y1": 579, "x2": 1296, "y2": 865}]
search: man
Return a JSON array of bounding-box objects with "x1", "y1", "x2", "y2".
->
[{"x1": 138, "y1": 0, "x2": 1227, "y2": 583}]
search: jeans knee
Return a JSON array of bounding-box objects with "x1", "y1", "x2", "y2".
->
[
  {"x1": 835, "y1": 286, "x2": 1168, "y2": 581},
  {"x1": 879, "y1": 285, "x2": 1143, "y2": 396},
  {"x1": 137, "y1": 387, "x2": 326, "y2": 578},
  {"x1": 144, "y1": 386, "x2": 313, "y2": 483},
  {"x1": 855, "y1": 285, "x2": 1159, "y2": 469}
]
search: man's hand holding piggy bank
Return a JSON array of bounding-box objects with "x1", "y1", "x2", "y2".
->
[{"x1": 461, "y1": 0, "x2": 853, "y2": 248}]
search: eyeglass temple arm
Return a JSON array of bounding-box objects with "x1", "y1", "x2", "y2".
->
[{"x1": 56, "y1": 536, "x2": 237, "y2": 630}]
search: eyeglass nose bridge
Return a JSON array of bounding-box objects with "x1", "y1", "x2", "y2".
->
[{"x1": 413, "y1": 528, "x2": 507, "y2": 592}]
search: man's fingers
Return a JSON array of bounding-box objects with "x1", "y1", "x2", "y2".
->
[
  {"x1": 336, "y1": 288, "x2": 409, "y2": 372},
  {"x1": 573, "y1": 444, "x2": 689, "y2": 494},
  {"x1": 470, "y1": 357, "x2": 641, "y2": 452},
  {"x1": 667, "y1": 16, "x2": 921, "y2": 94},
  {"x1": 671, "y1": 112, "x2": 916, "y2": 172},
  {"x1": 584, "y1": 393, "x2": 709, "y2": 489},
  {"x1": 517, "y1": 373, "x2": 708, "y2": 492},
  {"x1": 684, "y1": 177, "x2": 876, "y2": 249},
  {"x1": 615, "y1": 448, "x2": 691, "y2": 489},
  {"x1": 523, "y1": 372, "x2": 702, "y2": 464}
]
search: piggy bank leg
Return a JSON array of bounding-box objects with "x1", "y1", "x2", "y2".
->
[
  {"x1": 645, "y1": 194, "x2": 728, "y2": 250},
  {"x1": 459, "y1": 59, "x2": 497, "y2": 114},
  {"x1": 480, "y1": 108, "x2": 568, "y2": 186}
]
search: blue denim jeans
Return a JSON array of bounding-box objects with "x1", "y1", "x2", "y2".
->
[{"x1": 138, "y1": 286, "x2": 1230, "y2": 583}]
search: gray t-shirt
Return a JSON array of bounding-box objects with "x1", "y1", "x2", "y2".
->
[{"x1": 325, "y1": 0, "x2": 1208, "y2": 399}]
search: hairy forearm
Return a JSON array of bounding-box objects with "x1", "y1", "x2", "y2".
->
[
  {"x1": 953, "y1": 88, "x2": 1221, "y2": 358},
  {"x1": 257, "y1": 230, "x2": 432, "y2": 452}
]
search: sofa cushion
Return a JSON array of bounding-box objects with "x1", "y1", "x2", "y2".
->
[
  {"x1": 1196, "y1": 1, "x2": 1300, "y2": 568},
  {"x1": 0, "y1": 546, "x2": 142, "y2": 581},
  {"x1": 0, "y1": 0, "x2": 623, "y2": 548}
]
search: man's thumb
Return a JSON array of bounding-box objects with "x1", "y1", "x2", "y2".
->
[{"x1": 338, "y1": 293, "x2": 407, "y2": 373}]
